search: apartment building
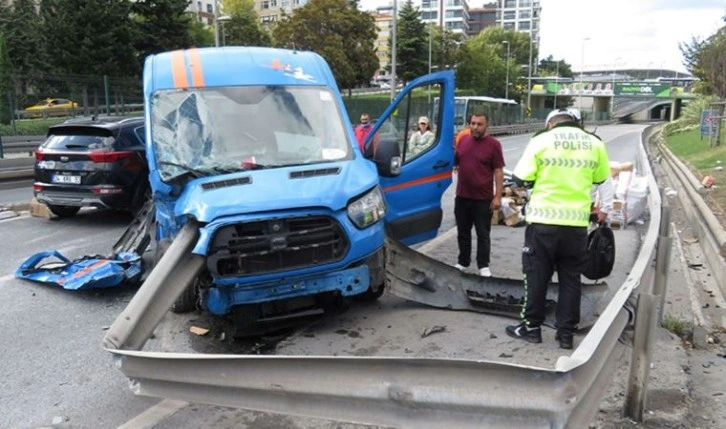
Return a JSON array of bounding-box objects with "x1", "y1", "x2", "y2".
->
[
  {"x1": 187, "y1": 0, "x2": 216, "y2": 25},
  {"x1": 254, "y1": 0, "x2": 310, "y2": 27},
  {"x1": 420, "y1": 0, "x2": 470, "y2": 35},
  {"x1": 495, "y1": 0, "x2": 540, "y2": 45},
  {"x1": 374, "y1": 10, "x2": 394, "y2": 80},
  {"x1": 467, "y1": 1, "x2": 496, "y2": 37}
]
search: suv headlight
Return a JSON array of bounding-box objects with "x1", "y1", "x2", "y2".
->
[{"x1": 348, "y1": 186, "x2": 386, "y2": 229}]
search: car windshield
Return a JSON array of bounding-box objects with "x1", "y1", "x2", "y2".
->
[{"x1": 150, "y1": 86, "x2": 352, "y2": 182}]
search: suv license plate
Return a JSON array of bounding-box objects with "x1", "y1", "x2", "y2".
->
[{"x1": 52, "y1": 174, "x2": 81, "y2": 184}]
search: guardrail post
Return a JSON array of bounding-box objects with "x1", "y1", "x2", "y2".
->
[
  {"x1": 0, "y1": 133, "x2": 4, "y2": 159},
  {"x1": 624, "y1": 292, "x2": 659, "y2": 422},
  {"x1": 653, "y1": 194, "x2": 672, "y2": 322}
]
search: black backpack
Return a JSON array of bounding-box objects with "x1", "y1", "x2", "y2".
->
[{"x1": 583, "y1": 225, "x2": 616, "y2": 280}]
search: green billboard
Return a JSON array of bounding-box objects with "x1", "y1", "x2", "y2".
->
[{"x1": 614, "y1": 82, "x2": 671, "y2": 97}]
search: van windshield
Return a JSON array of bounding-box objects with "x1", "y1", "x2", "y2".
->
[{"x1": 151, "y1": 86, "x2": 352, "y2": 181}]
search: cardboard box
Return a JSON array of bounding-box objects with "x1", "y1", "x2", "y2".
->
[
  {"x1": 504, "y1": 212, "x2": 524, "y2": 227},
  {"x1": 492, "y1": 209, "x2": 502, "y2": 225},
  {"x1": 29, "y1": 198, "x2": 53, "y2": 219}
]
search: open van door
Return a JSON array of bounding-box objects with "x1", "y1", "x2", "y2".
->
[{"x1": 363, "y1": 71, "x2": 455, "y2": 245}]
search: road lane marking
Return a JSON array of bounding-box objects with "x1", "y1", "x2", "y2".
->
[{"x1": 117, "y1": 399, "x2": 188, "y2": 429}]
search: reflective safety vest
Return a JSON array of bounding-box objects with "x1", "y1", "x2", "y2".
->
[{"x1": 513, "y1": 124, "x2": 610, "y2": 227}]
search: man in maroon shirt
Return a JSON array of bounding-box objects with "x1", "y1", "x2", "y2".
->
[{"x1": 454, "y1": 112, "x2": 504, "y2": 277}]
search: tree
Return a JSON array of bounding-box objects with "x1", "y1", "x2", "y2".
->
[
  {"x1": 537, "y1": 55, "x2": 573, "y2": 78},
  {"x1": 456, "y1": 27, "x2": 532, "y2": 99},
  {"x1": 699, "y1": 29, "x2": 726, "y2": 98},
  {"x1": 390, "y1": 0, "x2": 427, "y2": 83},
  {"x1": 187, "y1": 14, "x2": 214, "y2": 47},
  {"x1": 222, "y1": 0, "x2": 272, "y2": 47},
  {"x1": 46, "y1": 0, "x2": 138, "y2": 78},
  {"x1": 0, "y1": 32, "x2": 12, "y2": 124},
  {"x1": 132, "y1": 0, "x2": 193, "y2": 70},
  {"x1": 273, "y1": 0, "x2": 378, "y2": 91},
  {"x1": 2, "y1": 0, "x2": 46, "y2": 106}
]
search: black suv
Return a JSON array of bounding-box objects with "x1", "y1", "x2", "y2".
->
[{"x1": 33, "y1": 117, "x2": 148, "y2": 217}]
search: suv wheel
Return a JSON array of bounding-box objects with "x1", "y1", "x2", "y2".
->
[{"x1": 48, "y1": 205, "x2": 80, "y2": 218}]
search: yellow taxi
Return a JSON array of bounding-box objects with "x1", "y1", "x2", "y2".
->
[{"x1": 25, "y1": 98, "x2": 79, "y2": 118}]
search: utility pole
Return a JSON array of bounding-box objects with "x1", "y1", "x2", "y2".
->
[
  {"x1": 578, "y1": 37, "x2": 591, "y2": 111},
  {"x1": 503, "y1": 41, "x2": 510, "y2": 100},
  {"x1": 390, "y1": 0, "x2": 397, "y2": 100},
  {"x1": 214, "y1": 0, "x2": 220, "y2": 47}
]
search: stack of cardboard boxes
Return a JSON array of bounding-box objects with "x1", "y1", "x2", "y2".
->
[{"x1": 494, "y1": 186, "x2": 528, "y2": 227}]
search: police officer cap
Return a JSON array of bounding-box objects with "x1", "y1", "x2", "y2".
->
[
  {"x1": 567, "y1": 108, "x2": 582, "y2": 123},
  {"x1": 545, "y1": 108, "x2": 576, "y2": 125}
]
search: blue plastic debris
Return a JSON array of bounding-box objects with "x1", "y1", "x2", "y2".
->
[{"x1": 15, "y1": 250, "x2": 143, "y2": 290}]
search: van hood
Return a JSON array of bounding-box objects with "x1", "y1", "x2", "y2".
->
[{"x1": 175, "y1": 162, "x2": 378, "y2": 223}]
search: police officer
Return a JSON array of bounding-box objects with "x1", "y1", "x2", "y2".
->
[{"x1": 505, "y1": 108, "x2": 610, "y2": 349}]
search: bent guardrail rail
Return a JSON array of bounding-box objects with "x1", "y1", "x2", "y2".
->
[{"x1": 101, "y1": 128, "x2": 663, "y2": 427}]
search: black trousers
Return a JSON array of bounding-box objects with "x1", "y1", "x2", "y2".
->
[
  {"x1": 521, "y1": 223, "x2": 588, "y2": 334},
  {"x1": 454, "y1": 196, "x2": 493, "y2": 268}
]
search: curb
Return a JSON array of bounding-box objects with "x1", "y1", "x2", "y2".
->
[
  {"x1": 651, "y1": 130, "x2": 726, "y2": 329},
  {"x1": 0, "y1": 200, "x2": 31, "y2": 212}
]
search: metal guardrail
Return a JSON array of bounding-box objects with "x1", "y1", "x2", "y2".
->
[
  {"x1": 0, "y1": 135, "x2": 45, "y2": 155},
  {"x1": 101, "y1": 128, "x2": 664, "y2": 427},
  {"x1": 14, "y1": 104, "x2": 143, "y2": 120}
]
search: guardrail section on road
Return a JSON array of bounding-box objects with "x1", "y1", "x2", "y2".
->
[{"x1": 103, "y1": 128, "x2": 665, "y2": 427}]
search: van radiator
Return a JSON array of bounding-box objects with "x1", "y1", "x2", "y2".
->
[{"x1": 207, "y1": 216, "x2": 349, "y2": 277}]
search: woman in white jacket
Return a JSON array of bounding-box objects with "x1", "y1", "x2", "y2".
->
[{"x1": 409, "y1": 116, "x2": 435, "y2": 156}]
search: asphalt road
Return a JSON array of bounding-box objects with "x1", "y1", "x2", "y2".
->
[{"x1": 0, "y1": 124, "x2": 648, "y2": 429}]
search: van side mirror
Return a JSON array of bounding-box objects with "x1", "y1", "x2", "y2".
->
[{"x1": 372, "y1": 138, "x2": 401, "y2": 177}]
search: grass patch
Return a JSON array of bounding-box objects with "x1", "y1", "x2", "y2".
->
[
  {"x1": 664, "y1": 127, "x2": 726, "y2": 216},
  {"x1": 661, "y1": 314, "x2": 692, "y2": 339},
  {"x1": 0, "y1": 118, "x2": 67, "y2": 136}
]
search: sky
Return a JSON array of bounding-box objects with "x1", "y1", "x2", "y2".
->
[{"x1": 358, "y1": 0, "x2": 725, "y2": 74}]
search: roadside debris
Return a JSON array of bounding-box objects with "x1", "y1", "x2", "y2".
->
[
  {"x1": 190, "y1": 326, "x2": 210, "y2": 336},
  {"x1": 15, "y1": 250, "x2": 143, "y2": 290},
  {"x1": 421, "y1": 325, "x2": 447, "y2": 338},
  {"x1": 702, "y1": 176, "x2": 716, "y2": 188},
  {"x1": 14, "y1": 200, "x2": 154, "y2": 290}
]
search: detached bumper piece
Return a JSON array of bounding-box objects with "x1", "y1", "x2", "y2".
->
[
  {"x1": 384, "y1": 237, "x2": 608, "y2": 329},
  {"x1": 15, "y1": 199, "x2": 154, "y2": 291},
  {"x1": 15, "y1": 250, "x2": 142, "y2": 290}
]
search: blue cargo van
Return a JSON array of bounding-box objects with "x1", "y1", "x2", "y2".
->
[{"x1": 143, "y1": 47, "x2": 455, "y2": 329}]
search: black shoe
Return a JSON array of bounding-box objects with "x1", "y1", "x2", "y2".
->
[
  {"x1": 555, "y1": 331, "x2": 574, "y2": 350},
  {"x1": 505, "y1": 323, "x2": 542, "y2": 344}
]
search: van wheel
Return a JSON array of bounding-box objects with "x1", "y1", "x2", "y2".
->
[
  {"x1": 170, "y1": 282, "x2": 198, "y2": 313},
  {"x1": 355, "y1": 282, "x2": 385, "y2": 302},
  {"x1": 130, "y1": 182, "x2": 151, "y2": 215},
  {"x1": 156, "y1": 237, "x2": 198, "y2": 314},
  {"x1": 48, "y1": 205, "x2": 80, "y2": 218}
]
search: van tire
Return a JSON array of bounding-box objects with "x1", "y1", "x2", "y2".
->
[
  {"x1": 156, "y1": 237, "x2": 198, "y2": 314},
  {"x1": 356, "y1": 282, "x2": 385, "y2": 302}
]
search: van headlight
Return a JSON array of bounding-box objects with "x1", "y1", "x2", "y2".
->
[{"x1": 348, "y1": 186, "x2": 386, "y2": 228}]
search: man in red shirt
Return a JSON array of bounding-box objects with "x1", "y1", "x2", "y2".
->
[
  {"x1": 354, "y1": 113, "x2": 374, "y2": 153},
  {"x1": 453, "y1": 112, "x2": 504, "y2": 277}
]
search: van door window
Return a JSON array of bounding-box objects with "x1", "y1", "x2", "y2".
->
[{"x1": 369, "y1": 83, "x2": 443, "y2": 164}]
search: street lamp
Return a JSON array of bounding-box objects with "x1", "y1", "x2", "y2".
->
[
  {"x1": 553, "y1": 60, "x2": 559, "y2": 109},
  {"x1": 611, "y1": 56, "x2": 622, "y2": 117},
  {"x1": 502, "y1": 40, "x2": 510, "y2": 100},
  {"x1": 526, "y1": 4, "x2": 538, "y2": 113},
  {"x1": 578, "y1": 37, "x2": 591, "y2": 111}
]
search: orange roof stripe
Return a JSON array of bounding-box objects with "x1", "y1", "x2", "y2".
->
[
  {"x1": 188, "y1": 48, "x2": 205, "y2": 88},
  {"x1": 171, "y1": 50, "x2": 190, "y2": 89}
]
